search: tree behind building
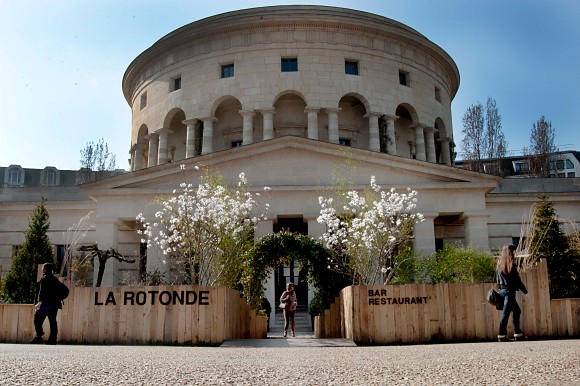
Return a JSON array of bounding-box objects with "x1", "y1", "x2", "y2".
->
[
  {"x1": 2, "y1": 199, "x2": 54, "y2": 303},
  {"x1": 526, "y1": 116, "x2": 557, "y2": 177},
  {"x1": 79, "y1": 138, "x2": 117, "y2": 183}
]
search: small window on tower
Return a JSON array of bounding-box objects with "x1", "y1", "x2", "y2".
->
[
  {"x1": 435, "y1": 86, "x2": 441, "y2": 102},
  {"x1": 171, "y1": 76, "x2": 181, "y2": 92},
  {"x1": 281, "y1": 58, "x2": 298, "y2": 72},
  {"x1": 221, "y1": 63, "x2": 234, "y2": 78},
  {"x1": 399, "y1": 70, "x2": 409, "y2": 86},
  {"x1": 140, "y1": 92, "x2": 147, "y2": 110},
  {"x1": 345, "y1": 60, "x2": 359, "y2": 75}
]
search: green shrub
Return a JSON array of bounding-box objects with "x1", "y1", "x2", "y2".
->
[{"x1": 417, "y1": 244, "x2": 495, "y2": 284}]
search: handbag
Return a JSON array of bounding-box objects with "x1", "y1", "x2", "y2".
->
[
  {"x1": 279, "y1": 302, "x2": 288, "y2": 310},
  {"x1": 487, "y1": 288, "x2": 504, "y2": 309}
]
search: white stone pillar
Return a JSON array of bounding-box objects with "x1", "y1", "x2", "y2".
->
[
  {"x1": 146, "y1": 133, "x2": 159, "y2": 168},
  {"x1": 326, "y1": 108, "x2": 340, "y2": 144},
  {"x1": 305, "y1": 107, "x2": 320, "y2": 140},
  {"x1": 93, "y1": 219, "x2": 120, "y2": 287},
  {"x1": 385, "y1": 114, "x2": 397, "y2": 155},
  {"x1": 201, "y1": 117, "x2": 216, "y2": 155},
  {"x1": 183, "y1": 119, "x2": 197, "y2": 158},
  {"x1": 413, "y1": 213, "x2": 437, "y2": 256},
  {"x1": 424, "y1": 127, "x2": 437, "y2": 163},
  {"x1": 260, "y1": 108, "x2": 275, "y2": 140},
  {"x1": 131, "y1": 143, "x2": 145, "y2": 171},
  {"x1": 464, "y1": 213, "x2": 490, "y2": 251},
  {"x1": 440, "y1": 137, "x2": 451, "y2": 165},
  {"x1": 365, "y1": 112, "x2": 381, "y2": 152},
  {"x1": 412, "y1": 124, "x2": 426, "y2": 161},
  {"x1": 156, "y1": 129, "x2": 173, "y2": 165},
  {"x1": 240, "y1": 110, "x2": 255, "y2": 145}
]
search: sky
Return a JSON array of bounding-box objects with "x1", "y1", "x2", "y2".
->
[{"x1": 0, "y1": 0, "x2": 579, "y2": 170}]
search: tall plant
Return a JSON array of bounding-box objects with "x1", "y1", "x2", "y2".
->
[
  {"x1": 137, "y1": 166, "x2": 269, "y2": 286},
  {"x1": 317, "y1": 176, "x2": 423, "y2": 285},
  {"x1": 3, "y1": 199, "x2": 54, "y2": 303}
]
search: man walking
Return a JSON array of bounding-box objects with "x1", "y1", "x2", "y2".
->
[{"x1": 30, "y1": 263, "x2": 62, "y2": 345}]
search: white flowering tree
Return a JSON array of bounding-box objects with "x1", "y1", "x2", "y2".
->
[
  {"x1": 137, "y1": 166, "x2": 269, "y2": 286},
  {"x1": 317, "y1": 176, "x2": 423, "y2": 285}
]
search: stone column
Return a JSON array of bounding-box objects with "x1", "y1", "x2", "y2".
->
[
  {"x1": 200, "y1": 117, "x2": 216, "y2": 155},
  {"x1": 326, "y1": 108, "x2": 341, "y2": 144},
  {"x1": 411, "y1": 124, "x2": 426, "y2": 161},
  {"x1": 156, "y1": 129, "x2": 173, "y2": 165},
  {"x1": 260, "y1": 108, "x2": 275, "y2": 140},
  {"x1": 365, "y1": 112, "x2": 381, "y2": 152},
  {"x1": 424, "y1": 127, "x2": 437, "y2": 163},
  {"x1": 94, "y1": 219, "x2": 120, "y2": 287},
  {"x1": 183, "y1": 119, "x2": 197, "y2": 158},
  {"x1": 384, "y1": 115, "x2": 397, "y2": 155},
  {"x1": 413, "y1": 213, "x2": 437, "y2": 256},
  {"x1": 131, "y1": 143, "x2": 145, "y2": 171},
  {"x1": 305, "y1": 107, "x2": 320, "y2": 140},
  {"x1": 440, "y1": 137, "x2": 451, "y2": 165},
  {"x1": 146, "y1": 133, "x2": 159, "y2": 168},
  {"x1": 464, "y1": 212, "x2": 490, "y2": 251},
  {"x1": 239, "y1": 110, "x2": 255, "y2": 145}
]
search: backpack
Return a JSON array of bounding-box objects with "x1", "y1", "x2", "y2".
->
[{"x1": 56, "y1": 279, "x2": 69, "y2": 301}]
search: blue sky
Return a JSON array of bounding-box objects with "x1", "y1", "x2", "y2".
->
[{"x1": 1, "y1": 0, "x2": 578, "y2": 170}]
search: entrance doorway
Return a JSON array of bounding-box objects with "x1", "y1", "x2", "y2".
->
[{"x1": 273, "y1": 216, "x2": 308, "y2": 304}]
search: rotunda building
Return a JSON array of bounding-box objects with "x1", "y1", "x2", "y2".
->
[{"x1": 123, "y1": 5, "x2": 460, "y2": 170}]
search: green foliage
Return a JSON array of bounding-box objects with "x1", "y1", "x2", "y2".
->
[
  {"x1": 244, "y1": 231, "x2": 346, "y2": 311},
  {"x1": 3, "y1": 199, "x2": 54, "y2": 303},
  {"x1": 530, "y1": 196, "x2": 580, "y2": 298},
  {"x1": 389, "y1": 247, "x2": 420, "y2": 285},
  {"x1": 308, "y1": 291, "x2": 327, "y2": 316},
  {"x1": 71, "y1": 256, "x2": 92, "y2": 287},
  {"x1": 417, "y1": 244, "x2": 495, "y2": 284}
]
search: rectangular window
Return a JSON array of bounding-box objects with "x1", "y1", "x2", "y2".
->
[
  {"x1": 565, "y1": 159, "x2": 574, "y2": 169},
  {"x1": 514, "y1": 162, "x2": 529, "y2": 173},
  {"x1": 45, "y1": 171, "x2": 56, "y2": 186},
  {"x1": 231, "y1": 140, "x2": 243, "y2": 148},
  {"x1": 281, "y1": 58, "x2": 298, "y2": 72},
  {"x1": 339, "y1": 138, "x2": 351, "y2": 146},
  {"x1": 345, "y1": 60, "x2": 359, "y2": 75},
  {"x1": 172, "y1": 76, "x2": 181, "y2": 91},
  {"x1": 8, "y1": 168, "x2": 20, "y2": 184},
  {"x1": 435, "y1": 86, "x2": 441, "y2": 102},
  {"x1": 221, "y1": 63, "x2": 234, "y2": 78},
  {"x1": 556, "y1": 160, "x2": 565, "y2": 170},
  {"x1": 399, "y1": 70, "x2": 409, "y2": 86},
  {"x1": 140, "y1": 92, "x2": 147, "y2": 110},
  {"x1": 567, "y1": 172, "x2": 576, "y2": 177}
]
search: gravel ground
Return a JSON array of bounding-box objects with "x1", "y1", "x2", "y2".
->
[{"x1": 0, "y1": 339, "x2": 578, "y2": 385}]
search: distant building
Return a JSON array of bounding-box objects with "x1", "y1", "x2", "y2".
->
[{"x1": 456, "y1": 151, "x2": 580, "y2": 178}]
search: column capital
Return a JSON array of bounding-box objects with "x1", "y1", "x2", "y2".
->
[
  {"x1": 384, "y1": 114, "x2": 398, "y2": 122},
  {"x1": 258, "y1": 108, "x2": 276, "y2": 115},
  {"x1": 410, "y1": 123, "x2": 425, "y2": 130},
  {"x1": 424, "y1": 127, "x2": 437, "y2": 134},
  {"x1": 155, "y1": 128, "x2": 173, "y2": 136},
  {"x1": 363, "y1": 111, "x2": 383, "y2": 119},
  {"x1": 130, "y1": 143, "x2": 146, "y2": 152},
  {"x1": 182, "y1": 118, "x2": 198, "y2": 126},
  {"x1": 199, "y1": 116, "x2": 217, "y2": 124},
  {"x1": 304, "y1": 107, "x2": 321, "y2": 114},
  {"x1": 325, "y1": 107, "x2": 342, "y2": 114},
  {"x1": 145, "y1": 132, "x2": 159, "y2": 140},
  {"x1": 239, "y1": 110, "x2": 256, "y2": 117}
]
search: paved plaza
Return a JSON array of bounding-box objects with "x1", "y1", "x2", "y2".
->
[{"x1": 0, "y1": 338, "x2": 578, "y2": 385}]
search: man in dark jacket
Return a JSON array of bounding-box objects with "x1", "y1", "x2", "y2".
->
[{"x1": 30, "y1": 263, "x2": 62, "y2": 344}]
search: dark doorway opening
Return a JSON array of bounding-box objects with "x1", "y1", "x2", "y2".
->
[{"x1": 274, "y1": 216, "x2": 308, "y2": 304}]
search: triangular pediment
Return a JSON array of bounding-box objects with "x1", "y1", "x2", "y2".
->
[{"x1": 81, "y1": 137, "x2": 499, "y2": 195}]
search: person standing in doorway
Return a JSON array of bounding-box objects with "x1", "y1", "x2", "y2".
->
[
  {"x1": 496, "y1": 245, "x2": 528, "y2": 342},
  {"x1": 280, "y1": 282, "x2": 297, "y2": 337},
  {"x1": 30, "y1": 263, "x2": 62, "y2": 344}
]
